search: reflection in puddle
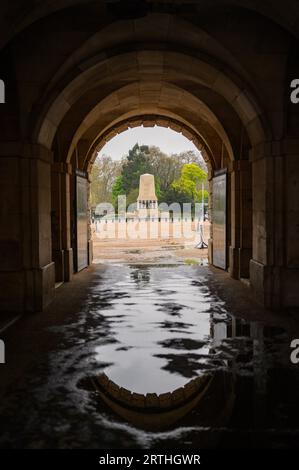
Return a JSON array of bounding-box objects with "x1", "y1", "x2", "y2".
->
[
  {"x1": 92, "y1": 369, "x2": 234, "y2": 431},
  {"x1": 93, "y1": 265, "x2": 212, "y2": 394},
  {"x1": 1, "y1": 263, "x2": 298, "y2": 448},
  {"x1": 87, "y1": 264, "x2": 299, "y2": 441}
]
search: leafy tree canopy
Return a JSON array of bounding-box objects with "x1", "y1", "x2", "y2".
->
[
  {"x1": 90, "y1": 155, "x2": 121, "y2": 207},
  {"x1": 171, "y1": 163, "x2": 208, "y2": 203},
  {"x1": 112, "y1": 175, "x2": 125, "y2": 200},
  {"x1": 121, "y1": 143, "x2": 152, "y2": 193},
  {"x1": 92, "y1": 143, "x2": 208, "y2": 211}
]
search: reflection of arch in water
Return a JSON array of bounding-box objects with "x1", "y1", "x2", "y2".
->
[
  {"x1": 92, "y1": 371, "x2": 234, "y2": 431},
  {"x1": 130, "y1": 265, "x2": 151, "y2": 286}
]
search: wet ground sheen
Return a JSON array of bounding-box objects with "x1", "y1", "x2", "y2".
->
[{"x1": 0, "y1": 264, "x2": 298, "y2": 448}]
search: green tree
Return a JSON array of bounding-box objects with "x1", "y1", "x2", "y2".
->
[
  {"x1": 170, "y1": 150, "x2": 207, "y2": 172},
  {"x1": 172, "y1": 163, "x2": 208, "y2": 202},
  {"x1": 112, "y1": 175, "x2": 125, "y2": 201},
  {"x1": 126, "y1": 188, "x2": 139, "y2": 209},
  {"x1": 147, "y1": 147, "x2": 207, "y2": 198},
  {"x1": 147, "y1": 146, "x2": 179, "y2": 193},
  {"x1": 121, "y1": 143, "x2": 151, "y2": 193},
  {"x1": 98, "y1": 144, "x2": 208, "y2": 213}
]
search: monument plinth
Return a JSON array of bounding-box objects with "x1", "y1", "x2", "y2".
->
[{"x1": 137, "y1": 173, "x2": 158, "y2": 215}]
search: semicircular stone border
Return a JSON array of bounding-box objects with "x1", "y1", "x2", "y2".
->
[
  {"x1": 87, "y1": 114, "x2": 213, "y2": 170},
  {"x1": 93, "y1": 372, "x2": 212, "y2": 412}
]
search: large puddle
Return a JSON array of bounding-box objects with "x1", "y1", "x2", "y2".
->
[
  {"x1": 0, "y1": 263, "x2": 298, "y2": 448},
  {"x1": 93, "y1": 264, "x2": 213, "y2": 394}
]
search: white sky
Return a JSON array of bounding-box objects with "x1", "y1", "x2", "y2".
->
[{"x1": 98, "y1": 126, "x2": 198, "y2": 161}]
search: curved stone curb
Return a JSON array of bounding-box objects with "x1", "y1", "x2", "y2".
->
[
  {"x1": 91, "y1": 372, "x2": 215, "y2": 430},
  {"x1": 95, "y1": 372, "x2": 210, "y2": 412}
]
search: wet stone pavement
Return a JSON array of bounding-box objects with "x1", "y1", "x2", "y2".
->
[{"x1": 0, "y1": 263, "x2": 299, "y2": 448}]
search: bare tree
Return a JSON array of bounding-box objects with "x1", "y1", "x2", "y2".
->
[{"x1": 90, "y1": 155, "x2": 122, "y2": 207}]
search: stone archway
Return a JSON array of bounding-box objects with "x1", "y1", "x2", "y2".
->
[
  {"x1": 31, "y1": 45, "x2": 265, "y2": 311},
  {"x1": 34, "y1": 45, "x2": 264, "y2": 299},
  {"x1": 2, "y1": 5, "x2": 297, "y2": 313}
]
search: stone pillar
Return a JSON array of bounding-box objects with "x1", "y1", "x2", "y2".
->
[
  {"x1": 208, "y1": 175, "x2": 213, "y2": 264},
  {"x1": 229, "y1": 163, "x2": 241, "y2": 278},
  {"x1": 87, "y1": 173, "x2": 93, "y2": 265},
  {"x1": 249, "y1": 141, "x2": 285, "y2": 309},
  {"x1": 0, "y1": 142, "x2": 55, "y2": 313},
  {"x1": 51, "y1": 162, "x2": 73, "y2": 282},
  {"x1": 282, "y1": 139, "x2": 299, "y2": 308},
  {"x1": 0, "y1": 143, "x2": 25, "y2": 312},
  {"x1": 229, "y1": 160, "x2": 252, "y2": 279},
  {"x1": 239, "y1": 160, "x2": 252, "y2": 278}
]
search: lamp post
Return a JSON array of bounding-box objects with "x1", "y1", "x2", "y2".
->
[{"x1": 195, "y1": 181, "x2": 208, "y2": 249}]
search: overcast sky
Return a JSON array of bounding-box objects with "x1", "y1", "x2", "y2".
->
[{"x1": 98, "y1": 126, "x2": 198, "y2": 161}]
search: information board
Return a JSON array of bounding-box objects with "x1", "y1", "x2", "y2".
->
[
  {"x1": 212, "y1": 173, "x2": 227, "y2": 270},
  {"x1": 76, "y1": 175, "x2": 88, "y2": 271}
]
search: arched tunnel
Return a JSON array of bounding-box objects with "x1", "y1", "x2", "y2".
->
[{"x1": 0, "y1": 0, "x2": 299, "y2": 451}]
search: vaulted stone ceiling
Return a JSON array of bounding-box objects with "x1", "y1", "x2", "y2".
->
[
  {"x1": 1, "y1": 1, "x2": 298, "y2": 172},
  {"x1": 1, "y1": 0, "x2": 299, "y2": 49}
]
